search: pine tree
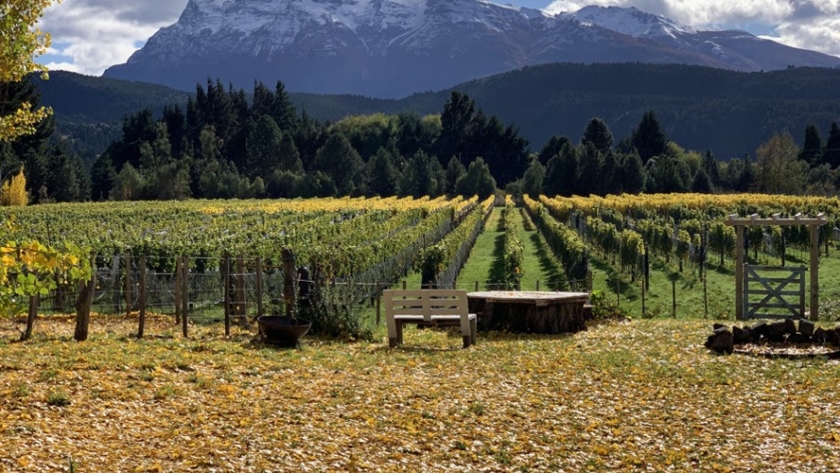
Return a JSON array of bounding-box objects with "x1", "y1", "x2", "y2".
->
[
  {"x1": 367, "y1": 147, "x2": 401, "y2": 197},
  {"x1": 581, "y1": 117, "x2": 613, "y2": 154},
  {"x1": 537, "y1": 135, "x2": 572, "y2": 165},
  {"x1": 543, "y1": 143, "x2": 578, "y2": 197},
  {"x1": 825, "y1": 122, "x2": 840, "y2": 169},
  {"x1": 630, "y1": 110, "x2": 668, "y2": 164},
  {"x1": 799, "y1": 124, "x2": 823, "y2": 167},
  {"x1": 701, "y1": 150, "x2": 721, "y2": 186}
]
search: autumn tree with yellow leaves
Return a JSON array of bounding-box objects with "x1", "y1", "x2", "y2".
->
[
  {"x1": 0, "y1": 0, "x2": 57, "y2": 141},
  {"x1": 0, "y1": 166, "x2": 28, "y2": 206}
]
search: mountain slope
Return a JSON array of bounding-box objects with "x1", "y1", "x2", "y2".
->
[
  {"x1": 45, "y1": 64, "x2": 840, "y2": 163},
  {"x1": 103, "y1": 0, "x2": 840, "y2": 98}
]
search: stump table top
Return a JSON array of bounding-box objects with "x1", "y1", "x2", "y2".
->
[{"x1": 467, "y1": 291, "x2": 590, "y2": 306}]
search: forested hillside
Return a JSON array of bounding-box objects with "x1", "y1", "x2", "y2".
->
[{"x1": 36, "y1": 64, "x2": 840, "y2": 162}]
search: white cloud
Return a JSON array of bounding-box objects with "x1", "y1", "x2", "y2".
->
[
  {"x1": 39, "y1": 0, "x2": 188, "y2": 75},
  {"x1": 545, "y1": 0, "x2": 840, "y2": 58}
]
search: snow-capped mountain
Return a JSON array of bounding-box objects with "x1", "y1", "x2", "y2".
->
[{"x1": 103, "y1": 0, "x2": 840, "y2": 98}]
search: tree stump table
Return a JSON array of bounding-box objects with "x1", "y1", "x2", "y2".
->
[{"x1": 467, "y1": 291, "x2": 589, "y2": 334}]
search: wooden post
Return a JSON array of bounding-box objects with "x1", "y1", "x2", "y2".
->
[
  {"x1": 174, "y1": 257, "x2": 181, "y2": 324},
  {"x1": 535, "y1": 280, "x2": 540, "y2": 291},
  {"x1": 224, "y1": 252, "x2": 231, "y2": 336},
  {"x1": 616, "y1": 275, "x2": 620, "y2": 307},
  {"x1": 586, "y1": 268, "x2": 593, "y2": 293},
  {"x1": 74, "y1": 255, "x2": 97, "y2": 342},
  {"x1": 21, "y1": 295, "x2": 39, "y2": 341},
  {"x1": 376, "y1": 283, "x2": 382, "y2": 326},
  {"x1": 671, "y1": 279, "x2": 677, "y2": 318},
  {"x1": 703, "y1": 269, "x2": 708, "y2": 319},
  {"x1": 810, "y1": 224, "x2": 820, "y2": 321},
  {"x1": 255, "y1": 257, "x2": 263, "y2": 321},
  {"x1": 181, "y1": 256, "x2": 189, "y2": 337},
  {"x1": 403, "y1": 280, "x2": 407, "y2": 290},
  {"x1": 282, "y1": 248, "x2": 296, "y2": 317},
  {"x1": 640, "y1": 281, "x2": 645, "y2": 318},
  {"x1": 138, "y1": 255, "x2": 147, "y2": 338},
  {"x1": 125, "y1": 255, "x2": 132, "y2": 317},
  {"x1": 735, "y1": 225, "x2": 745, "y2": 320},
  {"x1": 474, "y1": 280, "x2": 479, "y2": 292},
  {"x1": 236, "y1": 255, "x2": 246, "y2": 321}
]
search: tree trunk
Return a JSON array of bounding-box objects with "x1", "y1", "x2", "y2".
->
[
  {"x1": 20, "y1": 295, "x2": 39, "y2": 342},
  {"x1": 74, "y1": 267, "x2": 97, "y2": 342}
]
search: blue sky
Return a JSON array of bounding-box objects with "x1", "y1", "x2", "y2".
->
[{"x1": 38, "y1": 0, "x2": 840, "y2": 76}]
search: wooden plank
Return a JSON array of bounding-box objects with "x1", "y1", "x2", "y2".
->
[{"x1": 735, "y1": 226, "x2": 744, "y2": 320}]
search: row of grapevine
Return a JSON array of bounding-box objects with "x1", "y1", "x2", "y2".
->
[
  {"x1": 500, "y1": 196, "x2": 524, "y2": 289},
  {"x1": 523, "y1": 196, "x2": 588, "y2": 282},
  {"x1": 417, "y1": 197, "x2": 494, "y2": 289}
]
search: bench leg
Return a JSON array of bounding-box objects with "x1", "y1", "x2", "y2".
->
[
  {"x1": 470, "y1": 317, "x2": 477, "y2": 346},
  {"x1": 396, "y1": 321, "x2": 404, "y2": 345}
]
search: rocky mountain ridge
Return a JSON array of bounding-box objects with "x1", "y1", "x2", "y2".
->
[{"x1": 103, "y1": 0, "x2": 840, "y2": 98}]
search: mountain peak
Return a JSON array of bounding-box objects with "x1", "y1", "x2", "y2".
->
[
  {"x1": 565, "y1": 5, "x2": 697, "y2": 39},
  {"x1": 104, "y1": 0, "x2": 840, "y2": 98}
]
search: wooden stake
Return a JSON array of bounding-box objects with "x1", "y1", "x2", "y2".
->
[
  {"x1": 181, "y1": 256, "x2": 189, "y2": 338},
  {"x1": 224, "y1": 252, "x2": 231, "y2": 336},
  {"x1": 174, "y1": 257, "x2": 181, "y2": 324},
  {"x1": 138, "y1": 255, "x2": 146, "y2": 338},
  {"x1": 255, "y1": 257, "x2": 263, "y2": 322},
  {"x1": 125, "y1": 255, "x2": 132, "y2": 317},
  {"x1": 810, "y1": 225, "x2": 820, "y2": 321}
]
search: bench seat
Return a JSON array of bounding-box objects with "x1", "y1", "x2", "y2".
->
[{"x1": 384, "y1": 289, "x2": 477, "y2": 348}]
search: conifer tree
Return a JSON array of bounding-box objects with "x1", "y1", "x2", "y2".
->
[
  {"x1": 799, "y1": 124, "x2": 823, "y2": 166},
  {"x1": 825, "y1": 122, "x2": 840, "y2": 169},
  {"x1": 581, "y1": 117, "x2": 613, "y2": 154},
  {"x1": 630, "y1": 110, "x2": 668, "y2": 164}
]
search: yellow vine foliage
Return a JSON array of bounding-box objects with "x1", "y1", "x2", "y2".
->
[
  {"x1": 0, "y1": 167, "x2": 28, "y2": 206},
  {"x1": 0, "y1": 0, "x2": 58, "y2": 142}
]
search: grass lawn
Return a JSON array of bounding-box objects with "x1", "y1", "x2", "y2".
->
[
  {"x1": 2, "y1": 316, "x2": 839, "y2": 472},
  {"x1": 456, "y1": 207, "x2": 568, "y2": 292}
]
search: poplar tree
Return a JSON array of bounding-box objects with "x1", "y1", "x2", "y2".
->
[{"x1": 0, "y1": 0, "x2": 56, "y2": 141}]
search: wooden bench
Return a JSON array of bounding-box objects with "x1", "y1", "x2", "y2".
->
[{"x1": 383, "y1": 289, "x2": 477, "y2": 348}]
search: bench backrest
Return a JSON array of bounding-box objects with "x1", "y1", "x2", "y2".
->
[{"x1": 383, "y1": 289, "x2": 468, "y2": 322}]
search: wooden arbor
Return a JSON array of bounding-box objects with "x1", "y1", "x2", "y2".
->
[{"x1": 726, "y1": 213, "x2": 827, "y2": 320}]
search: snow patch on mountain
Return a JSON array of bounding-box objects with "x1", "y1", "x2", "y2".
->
[{"x1": 563, "y1": 5, "x2": 696, "y2": 39}]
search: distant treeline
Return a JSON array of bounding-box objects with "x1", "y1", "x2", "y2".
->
[{"x1": 3, "y1": 73, "x2": 840, "y2": 204}]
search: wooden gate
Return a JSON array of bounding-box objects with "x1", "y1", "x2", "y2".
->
[{"x1": 743, "y1": 265, "x2": 806, "y2": 319}]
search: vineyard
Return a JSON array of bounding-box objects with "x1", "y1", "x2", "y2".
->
[{"x1": 4, "y1": 192, "x2": 840, "y2": 338}]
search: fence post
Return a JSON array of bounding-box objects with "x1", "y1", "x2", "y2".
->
[
  {"x1": 174, "y1": 257, "x2": 181, "y2": 324},
  {"x1": 535, "y1": 280, "x2": 540, "y2": 291},
  {"x1": 236, "y1": 255, "x2": 246, "y2": 322},
  {"x1": 138, "y1": 255, "x2": 146, "y2": 338},
  {"x1": 181, "y1": 256, "x2": 189, "y2": 338},
  {"x1": 125, "y1": 254, "x2": 132, "y2": 317},
  {"x1": 376, "y1": 282, "x2": 381, "y2": 326},
  {"x1": 282, "y1": 248, "x2": 296, "y2": 317},
  {"x1": 672, "y1": 279, "x2": 677, "y2": 318},
  {"x1": 641, "y1": 280, "x2": 646, "y2": 319},
  {"x1": 255, "y1": 257, "x2": 263, "y2": 321},
  {"x1": 586, "y1": 268, "x2": 593, "y2": 293},
  {"x1": 224, "y1": 252, "x2": 231, "y2": 336}
]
